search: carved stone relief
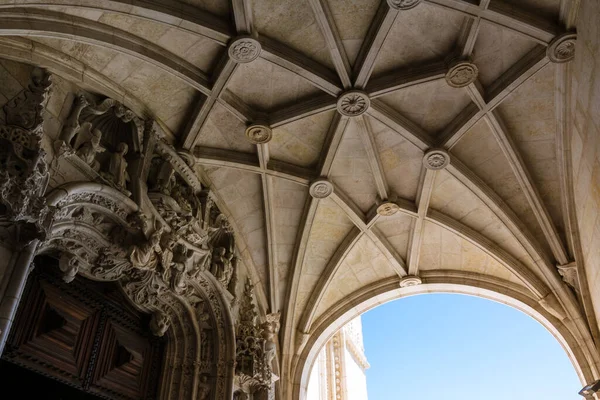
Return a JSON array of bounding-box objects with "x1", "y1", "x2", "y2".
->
[
  {"x1": 547, "y1": 33, "x2": 577, "y2": 63},
  {"x1": 54, "y1": 93, "x2": 143, "y2": 197},
  {"x1": 445, "y1": 61, "x2": 479, "y2": 88},
  {"x1": 0, "y1": 67, "x2": 55, "y2": 246},
  {"x1": 386, "y1": 0, "x2": 422, "y2": 10},
  {"x1": 229, "y1": 36, "x2": 262, "y2": 63},
  {"x1": 336, "y1": 90, "x2": 370, "y2": 117},
  {"x1": 309, "y1": 179, "x2": 334, "y2": 199}
]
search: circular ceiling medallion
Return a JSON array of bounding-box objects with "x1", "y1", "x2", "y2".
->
[
  {"x1": 423, "y1": 149, "x2": 450, "y2": 170},
  {"x1": 336, "y1": 90, "x2": 370, "y2": 117},
  {"x1": 400, "y1": 275, "x2": 422, "y2": 287},
  {"x1": 377, "y1": 201, "x2": 400, "y2": 216},
  {"x1": 387, "y1": 0, "x2": 422, "y2": 10},
  {"x1": 309, "y1": 179, "x2": 334, "y2": 199},
  {"x1": 445, "y1": 61, "x2": 478, "y2": 88},
  {"x1": 547, "y1": 33, "x2": 577, "y2": 63},
  {"x1": 245, "y1": 123, "x2": 272, "y2": 144},
  {"x1": 228, "y1": 36, "x2": 261, "y2": 63}
]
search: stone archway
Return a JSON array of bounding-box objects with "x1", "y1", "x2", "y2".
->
[{"x1": 293, "y1": 276, "x2": 600, "y2": 400}]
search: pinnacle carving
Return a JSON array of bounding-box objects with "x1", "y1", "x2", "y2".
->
[
  {"x1": 245, "y1": 123, "x2": 272, "y2": 144},
  {"x1": 547, "y1": 33, "x2": 577, "y2": 63},
  {"x1": 423, "y1": 149, "x2": 450, "y2": 170},
  {"x1": 387, "y1": 0, "x2": 422, "y2": 10},
  {"x1": 336, "y1": 90, "x2": 370, "y2": 117},
  {"x1": 309, "y1": 179, "x2": 334, "y2": 199},
  {"x1": 445, "y1": 61, "x2": 478, "y2": 88},
  {"x1": 229, "y1": 36, "x2": 261, "y2": 63}
]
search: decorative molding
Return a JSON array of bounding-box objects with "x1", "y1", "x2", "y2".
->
[
  {"x1": 423, "y1": 149, "x2": 450, "y2": 170},
  {"x1": 399, "y1": 275, "x2": 422, "y2": 287},
  {"x1": 445, "y1": 60, "x2": 479, "y2": 88},
  {"x1": 377, "y1": 201, "x2": 400, "y2": 216},
  {"x1": 228, "y1": 36, "x2": 262, "y2": 63},
  {"x1": 245, "y1": 123, "x2": 273, "y2": 144},
  {"x1": 336, "y1": 90, "x2": 370, "y2": 117},
  {"x1": 309, "y1": 179, "x2": 334, "y2": 199},
  {"x1": 0, "y1": 67, "x2": 54, "y2": 245},
  {"x1": 386, "y1": 0, "x2": 422, "y2": 10},
  {"x1": 547, "y1": 32, "x2": 577, "y2": 63}
]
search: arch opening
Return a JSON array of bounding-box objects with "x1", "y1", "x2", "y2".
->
[{"x1": 296, "y1": 282, "x2": 594, "y2": 400}]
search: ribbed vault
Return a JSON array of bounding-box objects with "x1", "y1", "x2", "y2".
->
[{"x1": 0, "y1": 0, "x2": 598, "y2": 399}]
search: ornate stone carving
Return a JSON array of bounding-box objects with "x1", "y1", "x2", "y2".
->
[
  {"x1": 75, "y1": 127, "x2": 104, "y2": 171},
  {"x1": 445, "y1": 61, "x2": 478, "y2": 88},
  {"x1": 558, "y1": 262, "x2": 580, "y2": 294},
  {"x1": 229, "y1": 36, "x2": 261, "y2": 63},
  {"x1": 150, "y1": 310, "x2": 170, "y2": 337},
  {"x1": 245, "y1": 124, "x2": 272, "y2": 144},
  {"x1": 105, "y1": 142, "x2": 130, "y2": 189},
  {"x1": 60, "y1": 93, "x2": 89, "y2": 143},
  {"x1": 400, "y1": 275, "x2": 422, "y2": 287},
  {"x1": 261, "y1": 312, "x2": 280, "y2": 373},
  {"x1": 309, "y1": 179, "x2": 334, "y2": 199},
  {"x1": 0, "y1": 68, "x2": 55, "y2": 243},
  {"x1": 235, "y1": 281, "x2": 276, "y2": 396},
  {"x1": 336, "y1": 90, "x2": 370, "y2": 117},
  {"x1": 547, "y1": 33, "x2": 577, "y2": 63},
  {"x1": 423, "y1": 149, "x2": 450, "y2": 170},
  {"x1": 59, "y1": 252, "x2": 81, "y2": 283},
  {"x1": 377, "y1": 201, "x2": 400, "y2": 216},
  {"x1": 386, "y1": 0, "x2": 422, "y2": 10}
]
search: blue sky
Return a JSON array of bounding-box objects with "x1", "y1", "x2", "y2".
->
[{"x1": 361, "y1": 294, "x2": 581, "y2": 400}]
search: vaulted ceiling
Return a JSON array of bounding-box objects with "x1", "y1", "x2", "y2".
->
[{"x1": 0, "y1": 0, "x2": 587, "y2": 385}]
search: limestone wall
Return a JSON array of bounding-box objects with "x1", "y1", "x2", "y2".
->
[{"x1": 571, "y1": 0, "x2": 600, "y2": 328}]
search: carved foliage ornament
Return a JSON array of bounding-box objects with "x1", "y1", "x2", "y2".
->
[
  {"x1": 0, "y1": 68, "x2": 55, "y2": 242},
  {"x1": 229, "y1": 36, "x2": 261, "y2": 63},
  {"x1": 445, "y1": 61, "x2": 478, "y2": 88},
  {"x1": 548, "y1": 33, "x2": 577, "y2": 63},
  {"x1": 235, "y1": 281, "x2": 276, "y2": 394},
  {"x1": 336, "y1": 90, "x2": 370, "y2": 117},
  {"x1": 309, "y1": 179, "x2": 333, "y2": 199},
  {"x1": 386, "y1": 0, "x2": 422, "y2": 10}
]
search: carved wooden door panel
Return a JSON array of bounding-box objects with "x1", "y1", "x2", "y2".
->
[{"x1": 2, "y1": 258, "x2": 164, "y2": 400}]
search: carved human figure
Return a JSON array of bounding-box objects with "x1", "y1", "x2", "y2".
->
[
  {"x1": 211, "y1": 246, "x2": 234, "y2": 288},
  {"x1": 149, "y1": 310, "x2": 170, "y2": 337},
  {"x1": 170, "y1": 243, "x2": 194, "y2": 294},
  {"x1": 129, "y1": 227, "x2": 162, "y2": 270},
  {"x1": 197, "y1": 376, "x2": 211, "y2": 400},
  {"x1": 261, "y1": 312, "x2": 281, "y2": 371},
  {"x1": 59, "y1": 253, "x2": 80, "y2": 283},
  {"x1": 106, "y1": 142, "x2": 130, "y2": 188},
  {"x1": 75, "y1": 127, "x2": 104, "y2": 171},
  {"x1": 60, "y1": 93, "x2": 89, "y2": 144}
]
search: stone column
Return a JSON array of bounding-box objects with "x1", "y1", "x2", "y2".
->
[{"x1": 0, "y1": 240, "x2": 37, "y2": 355}]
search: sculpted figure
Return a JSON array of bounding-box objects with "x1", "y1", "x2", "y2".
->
[
  {"x1": 261, "y1": 312, "x2": 281, "y2": 371},
  {"x1": 149, "y1": 310, "x2": 170, "y2": 337},
  {"x1": 170, "y1": 243, "x2": 194, "y2": 294},
  {"x1": 129, "y1": 227, "x2": 163, "y2": 270},
  {"x1": 107, "y1": 142, "x2": 130, "y2": 188},
  {"x1": 59, "y1": 253, "x2": 80, "y2": 283},
  {"x1": 60, "y1": 93, "x2": 89, "y2": 144},
  {"x1": 211, "y1": 246, "x2": 234, "y2": 288},
  {"x1": 76, "y1": 127, "x2": 104, "y2": 171},
  {"x1": 197, "y1": 376, "x2": 210, "y2": 400}
]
